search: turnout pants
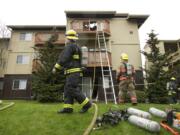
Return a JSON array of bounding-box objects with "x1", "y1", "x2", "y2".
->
[
  {"x1": 118, "y1": 79, "x2": 137, "y2": 103},
  {"x1": 63, "y1": 72, "x2": 89, "y2": 109}
]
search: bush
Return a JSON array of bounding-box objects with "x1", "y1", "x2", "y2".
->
[{"x1": 33, "y1": 83, "x2": 64, "y2": 102}]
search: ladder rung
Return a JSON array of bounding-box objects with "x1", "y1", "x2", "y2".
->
[
  {"x1": 103, "y1": 75, "x2": 110, "y2": 77},
  {"x1": 103, "y1": 70, "x2": 110, "y2": 72},
  {"x1": 106, "y1": 92, "x2": 113, "y2": 94},
  {"x1": 107, "y1": 99, "x2": 114, "y2": 101}
]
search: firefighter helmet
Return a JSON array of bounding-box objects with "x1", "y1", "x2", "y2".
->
[
  {"x1": 171, "y1": 77, "x2": 176, "y2": 80},
  {"x1": 121, "y1": 53, "x2": 128, "y2": 60},
  {"x1": 65, "y1": 29, "x2": 78, "y2": 40}
]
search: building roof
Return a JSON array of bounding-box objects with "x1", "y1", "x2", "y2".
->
[
  {"x1": 65, "y1": 11, "x2": 116, "y2": 18},
  {"x1": 159, "y1": 39, "x2": 180, "y2": 43},
  {"x1": 7, "y1": 25, "x2": 66, "y2": 31},
  {"x1": 65, "y1": 11, "x2": 149, "y2": 28},
  {"x1": 127, "y1": 14, "x2": 149, "y2": 28}
]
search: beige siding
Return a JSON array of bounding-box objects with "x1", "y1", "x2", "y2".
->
[
  {"x1": 6, "y1": 52, "x2": 33, "y2": 74},
  {"x1": 158, "y1": 41, "x2": 165, "y2": 54},
  {"x1": 110, "y1": 18, "x2": 141, "y2": 71},
  {"x1": 6, "y1": 31, "x2": 35, "y2": 74},
  {"x1": 111, "y1": 44, "x2": 142, "y2": 71},
  {"x1": 110, "y1": 18, "x2": 140, "y2": 44},
  {"x1": 9, "y1": 32, "x2": 35, "y2": 52}
]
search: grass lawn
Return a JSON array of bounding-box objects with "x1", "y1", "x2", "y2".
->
[{"x1": 0, "y1": 100, "x2": 179, "y2": 135}]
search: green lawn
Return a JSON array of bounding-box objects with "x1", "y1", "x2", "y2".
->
[{"x1": 0, "y1": 100, "x2": 179, "y2": 135}]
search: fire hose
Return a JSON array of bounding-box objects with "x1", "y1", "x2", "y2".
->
[
  {"x1": 83, "y1": 103, "x2": 98, "y2": 135},
  {"x1": 0, "y1": 102, "x2": 15, "y2": 111}
]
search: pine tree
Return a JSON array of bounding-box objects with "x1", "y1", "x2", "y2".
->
[
  {"x1": 141, "y1": 30, "x2": 172, "y2": 103},
  {"x1": 32, "y1": 33, "x2": 65, "y2": 102}
]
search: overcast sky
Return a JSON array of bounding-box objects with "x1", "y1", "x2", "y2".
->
[{"x1": 0, "y1": 0, "x2": 180, "y2": 52}]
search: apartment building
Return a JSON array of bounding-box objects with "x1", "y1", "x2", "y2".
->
[
  {"x1": 1, "y1": 26, "x2": 65, "y2": 99},
  {"x1": 144, "y1": 39, "x2": 180, "y2": 77},
  {"x1": 0, "y1": 11, "x2": 148, "y2": 99}
]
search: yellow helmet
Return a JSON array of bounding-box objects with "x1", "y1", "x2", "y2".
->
[
  {"x1": 171, "y1": 77, "x2": 176, "y2": 80},
  {"x1": 121, "y1": 53, "x2": 128, "y2": 60},
  {"x1": 65, "y1": 29, "x2": 78, "y2": 40}
]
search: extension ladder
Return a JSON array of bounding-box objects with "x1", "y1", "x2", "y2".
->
[{"x1": 96, "y1": 30, "x2": 117, "y2": 104}]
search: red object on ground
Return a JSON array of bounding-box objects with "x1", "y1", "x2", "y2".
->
[{"x1": 160, "y1": 122, "x2": 179, "y2": 135}]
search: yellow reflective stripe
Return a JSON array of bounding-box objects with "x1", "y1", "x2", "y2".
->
[
  {"x1": 63, "y1": 104, "x2": 73, "y2": 108},
  {"x1": 65, "y1": 68, "x2": 82, "y2": 74},
  {"x1": 55, "y1": 63, "x2": 62, "y2": 70},
  {"x1": 81, "y1": 97, "x2": 89, "y2": 107},
  {"x1": 73, "y1": 54, "x2": 79, "y2": 59}
]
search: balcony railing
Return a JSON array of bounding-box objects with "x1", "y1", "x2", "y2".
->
[
  {"x1": 168, "y1": 49, "x2": 180, "y2": 64},
  {"x1": 87, "y1": 50, "x2": 112, "y2": 67},
  {"x1": 32, "y1": 51, "x2": 112, "y2": 72},
  {"x1": 70, "y1": 19, "x2": 110, "y2": 35},
  {"x1": 35, "y1": 32, "x2": 65, "y2": 46}
]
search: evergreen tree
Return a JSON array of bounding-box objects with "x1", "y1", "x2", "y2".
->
[
  {"x1": 32, "y1": 33, "x2": 65, "y2": 102},
  {"x1": 141, "y1": 30, "x2": 172, "y2": 103}
]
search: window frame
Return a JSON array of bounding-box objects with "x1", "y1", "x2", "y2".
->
[
  {"x1": 12, "y1": 79, "x2": 27, "y2": 90},
  {"x1": 19, "y1": 33, "x2": 32, "y2": 41},
  {"x1": 16, "y1": 55, "x2": 30, "y2": 64}
]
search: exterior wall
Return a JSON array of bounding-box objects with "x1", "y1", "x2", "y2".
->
[
  {"x1": 2, "y1": 74, "x2": 31, "y2": 99},
  {"x1": 6, "y1": 52, "x2": 33, "y2": 74},
  {"x1": 110, "y1": 18, "x2": 141, "y2": 71},
  {"x1": 158, "y1": 41, "x2": 165, "y2": 54},
  {"x1": 6, "y1": 31, "x2": 35, "y2": 75}
]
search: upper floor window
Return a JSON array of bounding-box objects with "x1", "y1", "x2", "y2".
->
[
  {"x1": 12, "y1": 79, "x2": 27, "y2": 90},
  {"x1": 16, "y1": 55, "x2": 30, "y2": 64},
  {"x1": 83, "y1": 21, "x2": 97, "y2": 31},
  {"x1": 20, "y1": 33, "x2": 32, "y2": 41}
]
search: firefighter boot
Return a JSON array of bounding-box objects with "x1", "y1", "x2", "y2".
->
[
  {"x1": 79, "y1": 101, "x2": 92, "y2": 113},
  {"x1": 57, "y1": 108, "x2": 73, "y2": 114}
]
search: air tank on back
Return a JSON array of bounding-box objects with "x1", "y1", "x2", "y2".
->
[{"x1": 81, "y1": 46, "x2": 88, "y2": 67}]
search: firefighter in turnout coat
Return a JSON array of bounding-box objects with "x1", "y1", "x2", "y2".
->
[
  {"x1": 117, "y1": 53, "x2": 137, "y2": 105},
  {"x1": 52, "y1": 30, "x2": 91, "y2": 113}
]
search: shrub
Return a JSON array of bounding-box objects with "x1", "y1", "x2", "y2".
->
[{"x1": 33, "y1": 83, "x2": 64, "y2": 102}]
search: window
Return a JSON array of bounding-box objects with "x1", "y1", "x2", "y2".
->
[
  {"x1": 83, "y1": 22, "x2": 89, "y2": 31},
  {"x1": 103, "y1": 77, "x2": 110, "y2": 88},
  {"x1": 16, "y1": 55, "x2": 29, "y2": 64},
  {"x1": 20, "y1": 33, "x2": 32, "y2": 41},
  {"x1": 12, "y1": 79, "x2": 27, "y2": 90},
  {"x1": 0, "y1": 81, "x2": 3, "y2": 90},
  {"x1": 89, "y1": 21, "x2": 97, "y2": 31},
  {"x1": 81, "y1": 77, "x2": 92, "y2": 99}
]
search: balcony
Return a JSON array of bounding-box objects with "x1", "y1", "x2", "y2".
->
[
  {"x1": 35, "y1": 32, "x2": 65, "y2": 46},
  {"x1": 168, "y1": 49, "x2": 180, "y2": 64},
  {"x1": 70, "y1": 19, "x2": 110, "y2": 36},
  {"x1": 32, "y1": 51, "x2": 112, "y2": 72},
  {"x1": 87, "y1": 50, "x2": 112, "y2": 67}
]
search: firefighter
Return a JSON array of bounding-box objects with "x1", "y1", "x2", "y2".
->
[
  {"x1": 167, "y1": 77, "x2": 177, "y2": 104},
  {"x1": 117, "y1": 53, "x2": 137, "y2": 105},
  {"x1": 52, "y1": 29, "x2": 92, "y2": 113}
]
